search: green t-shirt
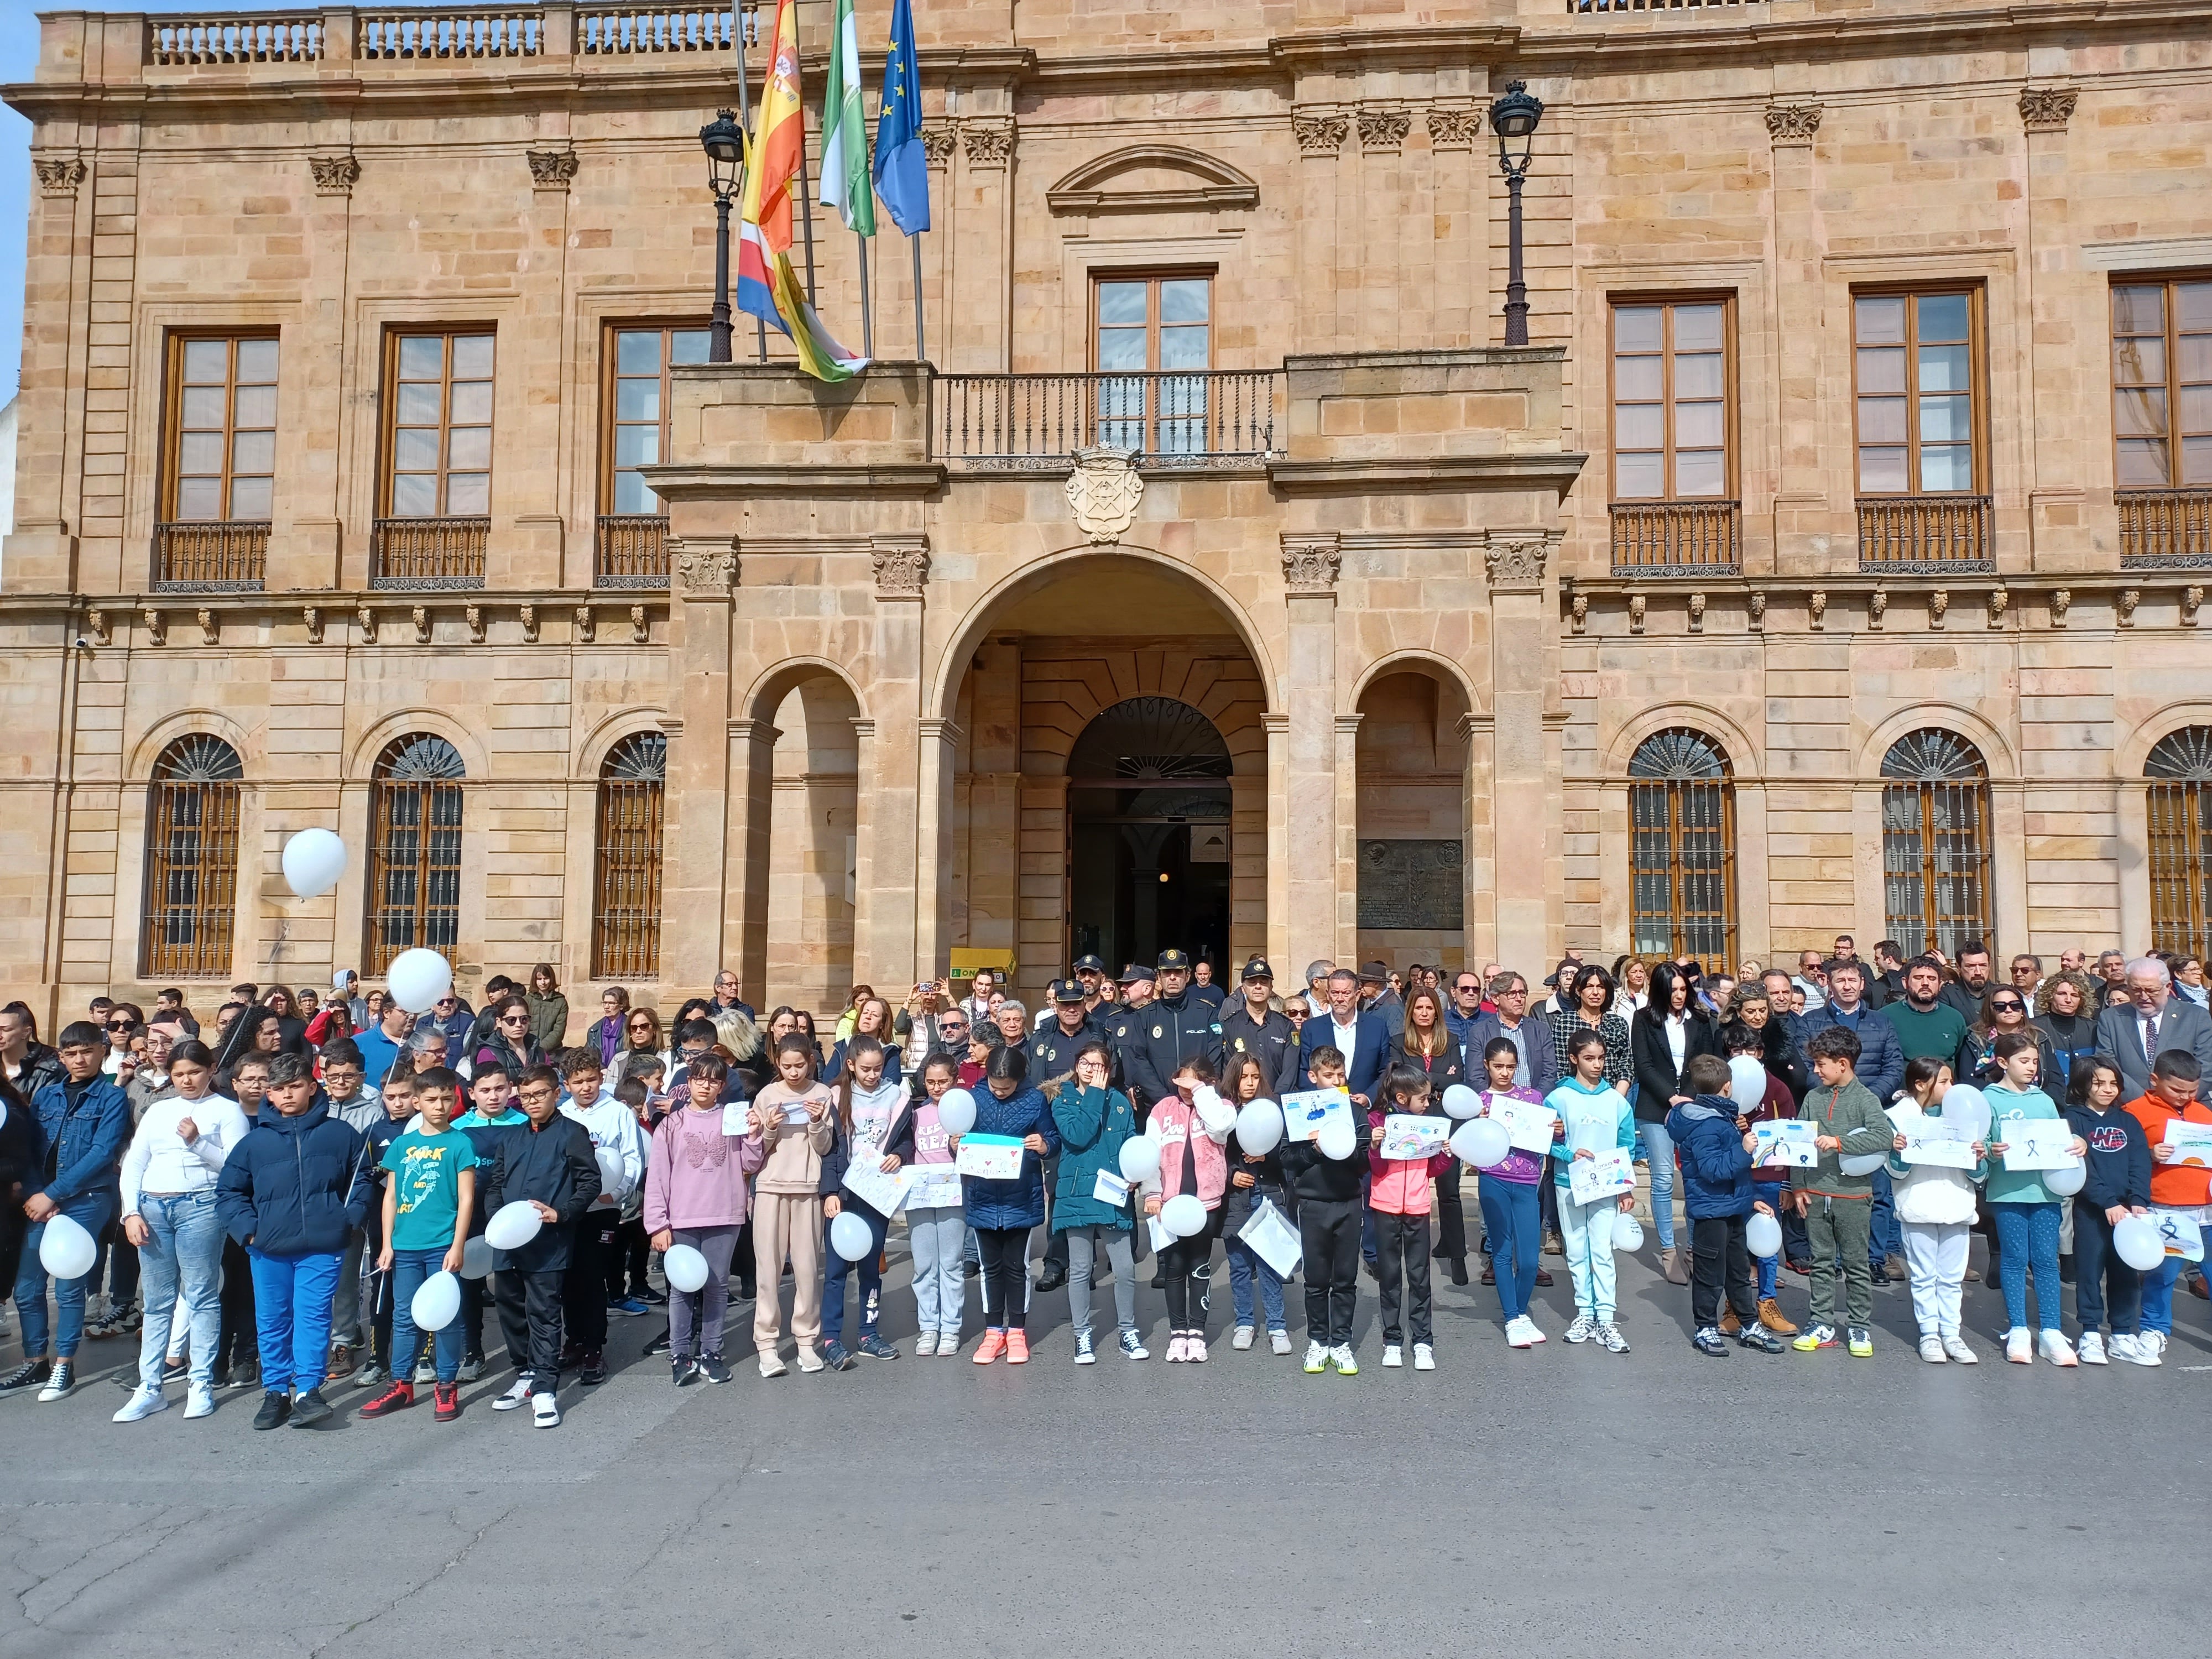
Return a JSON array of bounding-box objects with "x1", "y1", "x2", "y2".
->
[
  {"x1": 1880, "y1": 1000, "x2": 1969, "y2": 1063},
  {"x1": 379, "y1": 1128, "x2": 479, "y2": 1251}
]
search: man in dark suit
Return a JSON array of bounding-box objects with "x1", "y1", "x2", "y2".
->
[
  {"x1": 1463, "y1": 970, "x2": 1559, "y2": 1098},
  {"x1": 1297, "y1": 967, "x2": 1389, "y2": 1105},
  {"x1": 2096, "y1": 956, "x2": 2212, "y2": 1099}
]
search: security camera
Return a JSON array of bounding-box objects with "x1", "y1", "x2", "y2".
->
[{"x1": 73, "y1": 635, "x2": 90, "y2": 651}]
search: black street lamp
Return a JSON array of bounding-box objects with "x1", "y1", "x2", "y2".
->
[
  {"x1": 699, "y1": 108, "x2": 744, "y2": 364},
  {"x1": 1488, "y1": 79, "x2": 1545, "y2": 348}
]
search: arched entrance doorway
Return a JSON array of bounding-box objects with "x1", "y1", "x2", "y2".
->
[{"x1": 1067, "y1": 697, "x2": 1233, "y2": 974}]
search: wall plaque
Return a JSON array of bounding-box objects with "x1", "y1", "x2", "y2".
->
[{"x1": 1357, "y1": 839, "x2": 1464, "y2": 931}]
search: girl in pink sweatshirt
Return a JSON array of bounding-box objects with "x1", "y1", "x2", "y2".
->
[
  {"x1": 1366, "y1": 1062, "x2": 1454, "y2": 1370},
  {"x1": 1144, "y1": 1058, "x2": 1233, "y2": 1362},
  {"x1": 643, "y1": 1052, "x2": 764, "y2": 1386}
]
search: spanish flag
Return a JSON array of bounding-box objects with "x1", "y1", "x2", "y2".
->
[{"x1": 734, "y1": 0, "x2": 804, "y2": 331}]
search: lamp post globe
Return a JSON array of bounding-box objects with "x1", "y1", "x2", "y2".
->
[{"x1": 699, "y1": 108, "x2": 743, "y2": 363}]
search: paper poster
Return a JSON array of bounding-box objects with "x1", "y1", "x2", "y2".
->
[
  {"x1": 1899, "y1": 1119, "x2": 1979, "y2": 1168},
  {"x1": 1569, "y1": 1147, "x2": 1637, "y2": 1206},
  {"x1": 2161, "y1": 1120, "x2": 2212, "y2": 1168},
  {"x1": 1281, "y1": 1087, "x2": 1355, "y2": 1145},
  {"x1": 1380, "y1": 1114, "x2": 1450, "y2": 1161},
  {"x1": 1238, "y1": 1198, "x2": 1303, "y2": 1279},
  {"x1": 954, "y1": 1133, "x2": 1025, "y2": 1180},
  {"x1": 842, "y1": 1158, "x2": 914, "y2": 1217},
  {"x1": 781, "y1": 1099, "x2": 815, "y2": 1126},
  {"x1": 1752, "y1": 1120, "x2": 1819, "y2": 1170},
  {"x1": 1146, "y1": 1214, "x2": 1173, "y2": 1254},
  {"x1": 1490, "y1": 1098, "x2": 1559, "y2": 1155},
  {"x1": 1092, "y1": 1169, "x2": 1131, "y2": 1208},
  {"x1": 721, "y1": 1099, "x2": 754, "y2": 1139},
  {"x1": 2149, "y1": 1208, "x2": 2206, "y2": 1262},
  {"x1": 904, "y1": 1167, "x2": 963, "y2": 1209},
  {"x1": 1999, "y1": 1119, "x2": 2075, "y2": 1171}
]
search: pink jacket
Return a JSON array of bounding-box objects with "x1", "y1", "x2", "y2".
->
[
  {"x1": 1149, "y1": 1095, "x2": 1230, "y2": 1209},
  {"x1": 643, "y1": 1103, "x2": 765, "y2": 1232},
  {"x1": 1365, "y1": 1107, "x2": 1453, "y2": 1216}
]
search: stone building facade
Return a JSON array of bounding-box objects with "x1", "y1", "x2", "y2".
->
[{"x1": 4, "y1": 0, "x2": 2211, "y2": 1022}]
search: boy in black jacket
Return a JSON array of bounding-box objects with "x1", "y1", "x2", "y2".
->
[
  {"x1": 2063, "y1": 1070, "x2": 2154, "y2": 1365},
  {"x1": 484, "y1": 1065, "x2": 602, "y2": 1427},
  {"x1": 1280, "y1": 1047, "x2": 1364, "y2": 1376}
]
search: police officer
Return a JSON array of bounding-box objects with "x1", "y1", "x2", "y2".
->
[
  {"x1": 1118, "y1": 948, "x2": 1223, "y2": 1121},
  {"x1": 1028, "y1": 979, "x2": 1104, "y2": 1295},
  {"x1": 1217, "y1": 957, "x2": 1297, "y2": 1097},
  {"x1": 1071, "y1": 954, "x2": 1111, "y2": 1020},
  {"x1": 1104, "y1": 965, "x2": 1152, "y2": 1101}
]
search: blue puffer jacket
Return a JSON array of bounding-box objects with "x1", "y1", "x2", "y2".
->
[
  {"x1": 1050, "y1": 1083, "x2": 1138, "y2": 1233},
  {"x1": 962, "y1": 1084, "x2": 1060, "y2": 1231},
  {"x1": 216, "y1": 1096, "x2": 375, "y2": 1258},
  {"x1": 31, "y1": 1074, "x2": 131, "y2": 1209},
  {"x1": 1666, "y1": 1095, "x2": 1756, "y2": 1220}
]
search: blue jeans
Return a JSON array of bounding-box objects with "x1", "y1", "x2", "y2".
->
[
  {"x1": 388, "y1": 1246, "x2": 465, "y2": 1384},
  {"x1": 2140, "y1": 1237, "x2": 2187, "y2": 1338},
  {"x1": 1991, "y1": 1202, "x2": 2063, "y2": 1332},
  {"x1": 1227, "y1": 1233, "x2": 1287, "y2": 1332},
  {"x1": 1478, "y1": 1176, "x2": 1542, "y2": 1321},
  {"x1": 821, "y1": 1201, "x2": 888, "y2": 1343},
  {"x1": 13, "y1": 1194, "x2": 113, "y2": 1361},
  {"x1": 133, "y1": 1191, "x2": 224, "y2": 1390},
  {"x1": 1635, "y1": 1119, "x2": 1678, "y2": 1249},
  {"x1": 1866, "y1": 1166, "x2": 1901, "y2": 1268},
  {"x1": 249, "y1": 1249, "x2": 342, "y2": 1395}
]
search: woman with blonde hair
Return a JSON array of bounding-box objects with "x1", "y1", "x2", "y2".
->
[{"x1": 714, "y1": 1006, "x2": 773, "y2": 1099}]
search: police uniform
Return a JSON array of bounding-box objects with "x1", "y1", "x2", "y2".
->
[
  {"x1": 1118, "y1": 949, "x2": 1225, "y2": 1120},
  {"x1": 1215, "y1": 957, "x2": 1297, "y2": 1097}
]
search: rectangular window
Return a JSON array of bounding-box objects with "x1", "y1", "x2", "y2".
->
[
  {"x1": 383, "y1": 331, "x2": 495, "y2": 518},
  {"x1": 604, "y1": 324, "x2": 711, "y2": 515},
  {"x1": 1092, "y1": 272, "x2": 1212, "y2": 453},
  {"x1": 164, "y1": 335, "x2": 279, "y2": 522},
  {"x1": 1609, "y1": 299, "x2": 1731, "y2": 500},
  {"x1": 1852, "y1": 288, "x2": 1983, "y2": 495},
  {"x1": 2113, "y1": 277, "x2": 2212, "y2": 489}
]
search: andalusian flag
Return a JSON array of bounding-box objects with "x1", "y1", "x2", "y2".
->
[
  {"x1": 770, "y1": 248, "x2": 868, "y2": 382},
  {"x1": 734, "y1": 0, "x2": 805, "y2": 331},
  {"x1": 819, "y1": 0, "x2": 874, "y2": 236}
]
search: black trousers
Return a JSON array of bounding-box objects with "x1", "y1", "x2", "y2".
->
[
  {"x1": 1430, "y1": 1164, "x2": 1469, "y2": 1264},
  {"x1": 1160, "y1": 1206, "x2": 1224, "y2": 1331},
  {"x1": 494, "y1": 1267, "x2": 566, "y2": 1384},
  {"x1": 1298, "y1": 1197, "x2": 1363, "y2": 1345},
  {"x1": 974, "y1": 1225, "x2": 1032, "y2": 1331},
  {"x1": 461, "y1": 1273, "x2": 489, "y2": 1358},
  {"x1": 563, "y1": 1214, "x2": 609, "y2": 1353},
  {"x1": 604, "y1": 1214, "x2": 650, "y2": 1298},
  {"x1": 1374, "y1": 1210, "x2": 1433, "y2": 1346},
  {"x1": 218, "y1": 1235, "x2": 257, "y2": 1367},
  {"x1": 1691, "y1": 1214, "x2": 1758, "y2": 1330}
]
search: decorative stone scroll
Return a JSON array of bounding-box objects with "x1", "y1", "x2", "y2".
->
[
  {"x1": 1764, "y1": 106, "x2": 1822, "y2": 147},
  {"x1": 310, "y1": 153, "x2": 360, "y2": 196},
  {"x1": 1280, "y1": 533, "x2": 1341, "y2": 594},
  {"x1": 1292, "y1": 113, "x2": 1349, "y2": 155},
  {"x1": 1483, "y1": 538, "x2": 1547, "y2": 593},
  {"x1": 2018, "y1": 86, "x2": 2078, "y2": 133}
]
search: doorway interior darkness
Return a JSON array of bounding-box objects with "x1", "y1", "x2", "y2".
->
[{"x1": 1065, "y1": 696, "x2": 1231, "y2": 978}]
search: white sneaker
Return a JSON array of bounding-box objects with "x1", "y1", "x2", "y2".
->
[
  {"x1": 916, "y1": 1332, "x2": 941, "y2": 1358},
  {"x1": 759, "y1": 1351, "x2": 787, "y2": 1378},
  {"x1": 2039, "y1": 1330, "x2": 2079, "y2": 1368},
  {"x1": 184, "y1": 1383, "x2": 216, "y2": 1420},
  {"x1": 2147, "y1": 1328, "x2": 2170, "y2": 1357},
  {"x1": 1942, "y1": 1333, "x2": 1978, "y2": 1364},
  {"x1": 1919, "y1": 1335, "x2": 1948, "y2": 1363},
  {"x1": 492, "y1": 1378, "x2": 533, "y2": 1410},
  {"x1": 1328, "y1": 1343, "x2": 1358, "y2": 1376},
  {"x1": 1302, "y1": 1339, "x2": 1328, "y2": 1374},
  {"x1": 1412, "y1": 1343, "x2": 1436, "y2": 1371},
  {"x1": 1232, "y1": 1325, "x2": 1255, "y2": 1351},
  {"x1": 414, "y1": 1358, "x2": 436, "y2": 1386},
  {"x1": 794, "y1": 1346, "x2": 825, "y2": 1374},
  {"x1": 1505, "y1": 1314, "x2": 1544, "y2": 1348},
  {"x1": 531, "y1": 1390, "x2": 560, "y2": 1428},
  {"x1": 1382, "y1": 1344, "x2": 1403, "y2": 1368},
  {"x1": 2077, "y1": 1331, "x2": 2107, "y2": 1365},
  {"x1": 1597, "y1": 1321, "x2": 1631, "y2": 1354},
  {"x1": 1270, "y1": 1330, "x2": 1292, "y2": 1356},
  {"x1": 2005, "y1": 1327, "x2": 2033, "y2": 1364},
  {"x1": 2114, "y1": 1333, "x2": 2162, "y2": 1367},
  {"x1": 112, "y1": 1385, "x2": 168, "y2": 1423},
  {"x1": 1564, "y1": 1314, "x2": 1595, "y2": 1344}
]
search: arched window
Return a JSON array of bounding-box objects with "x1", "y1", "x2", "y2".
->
[
  {"x1": 142, "y1": 735, "x2": 244, "y2": 978},
  {"x1": 1627, "y1": 728, "x2": 1736, "y2": 962},
  {"x1": 366, "y1": 734, "x2": 465, "y2": 973},
  {"x1": 593, "y1": 731, "x2": 666, "y2": 978},
  {"x1": 1880, "y1": 728, "x2": 1992, "y2": 958},
  {"x1": 2146, "y1": 726, "x2": 2212, "y2": 958}
]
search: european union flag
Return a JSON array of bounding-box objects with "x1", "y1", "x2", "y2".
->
[{"x1": 871, "y1": 0, "x2": 928, "y2": 236}]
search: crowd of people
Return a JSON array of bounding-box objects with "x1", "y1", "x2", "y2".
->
[{"x1": 2, "y1": 933, "x2": 2206, "y2": 1430}]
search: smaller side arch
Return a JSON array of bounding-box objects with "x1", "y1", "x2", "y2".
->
[
  {"x1": 1603, "y1": 701, "x2": 1762, "y2": 781},
  {"x1": 2116, "y1": 702, "x2": 2212, "y2": 778},
  {"x1": 573, "y1": 706, "x2": 671, "y2": 780},
  {"x1": 1345, "y1": 649, "x2": 1487, "y2": 718},
  {"x1": 742, "y1": 656, "x2": 871, "y2": 729},
  {"x1": 127, "y1": 709, "x2": 256, "y2": 782},
  {"x1": 347, "y1": 707, "x2": 491, "y2": 782},
  {"x1": 1856, "y1": 702, "x2": 2016, "y2": 781}
]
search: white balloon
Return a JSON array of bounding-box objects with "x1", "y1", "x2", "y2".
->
[
  {"x1": 484, "y1": 1201, "x2": 543, "y2": 1252},
  {"x1": 937, "y1": 1089, "x2": 978, "y2": 1139},
  {"x1": 410, "y1": 1270, "x2": 461, "y2": 1332},
  {"x1": 1613, "y1": 1212, "x2": 1646, "y2": 1253},
  {"x1": 1728, "y1": 1056, "x2": 1768, "y2": 1114},
  {"x1": 280, "y1": 827, "x2": 347, "y2": 899},
  {"x1": 1235, "y1": 1098, "x2": 1284, "y2": 1155},
  {"x1": 1451, "y1": 1117, "x2": 1511, "y2": 1170},
  {"x1": 1317, "y1": 1118, "x2": 1358, "y2": 1162},
  {"x1": 663, "y1": 1243, "x2": 711, "y2": 1293},
  {"x1": 1441, "y1": 1084, "x2": 1483, "y2": 1120},
  {"x1": 385, "y1": 947, "x2": 454, "y2": 1016},
  {"x1": 1839, "y1": 1151, "x2": 1888, "y2": 1176},
  {"x1": 1746, "y1": 1211, "x2": 1783, "y2": 1259},
  {"x1": 458, "y1": 1235, "x2": 495, "y2": 1280},
  {"x1": 37, "y1": 1213, "x2": 96, "y2": 1280},
  {"x1": 594, "y1": 1147, "x2": 625, "y2": 1202},
  {"x1": 1940, "y1": 1085, "x2": 1991, "y2": 1146},
  {"x1": 830, "y1": 1211, "x2": 875, "y2": 1262},
  {"x1": 1161, "y1": 1193, "x2": 1207, "y2": 1238},
  {"x1": 1118, "y1": 1135, "x2": 1162, "y2": 1183},
  {"x1": 2041, "y1": 1157, "x2": 2086, "y2": 1197},
  {"x1": 2114, "y1": 1214, "x2": 2167, "y2": 1273}
]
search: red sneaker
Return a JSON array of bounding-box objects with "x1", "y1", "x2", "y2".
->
[
  {"x1": 433, "y1": 1383, "x2": 461, "y2": 1422},
  {"x1": 1004, "y1": 1330, "x2": 1030, "y2": 1365},
  {"x1": 357, "y1": 1380, "x2": 414, "y2": 1419},
  {"x1": 972, "y1": 1329, "x2": 1007, "y2": 1365}
]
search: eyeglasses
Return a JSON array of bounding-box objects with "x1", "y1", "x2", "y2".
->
[
  {"x1": 107, "y1": 1020, "x2": 137, "y2": 1032},
  {"x1": 1991, "y1": 1000, "x2": 2024, "y2": 1013},
  {"x1": 500, "y1": 1014, "x2": 530, "y2": 1026},
  {"x1": 628, "y1": 1020, "x2": 654, "y2": 1031}
]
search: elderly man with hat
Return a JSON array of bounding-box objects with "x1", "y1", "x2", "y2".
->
[
  {"x1": 1357, "y1": 960, "x2": 1405, "y2": 1044},
  {"x1": 1115, "y1": 950, "x2": 1223, "y2": 1123},
  {"x1": 1217, "y1": 957, "x2": 1297, "y2": 1097}
]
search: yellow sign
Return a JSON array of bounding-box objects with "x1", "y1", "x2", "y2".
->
[{"x1": 948, "y1": 948, "x2": 1015, "y2": 984}]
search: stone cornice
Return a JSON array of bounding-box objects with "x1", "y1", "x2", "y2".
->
[
  {"x1": 644, "y1": 464, "x2": 947, "y2": 500},
  {"x1": 1266, "y1": 452, "x2": 1589, "y2": 499}
]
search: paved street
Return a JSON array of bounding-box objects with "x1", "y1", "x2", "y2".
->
[{"x1": 5, "y1": 1237, "x2": 2205, "y2": 1659}]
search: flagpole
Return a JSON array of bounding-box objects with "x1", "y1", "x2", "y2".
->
[
  {"x1": 911, "y1": 235, "x2": 925, "y2": 362},
  {"x1": 795, "y1": 119, "x2": 820, "y2": 307},
  {"x1": 856, "y1": 229, "x2": 874, "y2": 359},
  {"x1": 732, "y1": 1, "x2": 767, "y2": 362}
]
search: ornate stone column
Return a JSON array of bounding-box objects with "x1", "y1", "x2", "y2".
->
[
  {"x1": 1279, "y1": 533, "x2": 1341, "y2": 978},
  {"x1": 1485, "y1": 534, "x2": 1556, "y2": 973},
  {"x1": 665, "y1": 536, "x2": 738, "y2": 990},
  {"x1": 863, "y1": 535, "x2": 930, "y2": 983}
]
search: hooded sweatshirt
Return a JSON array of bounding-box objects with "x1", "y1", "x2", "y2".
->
[
  {"x1": 642, "y1": 1103, "x2": 765, "y2": 1232},
  {"x1": 1984, "y1": 1081, "x2": 2065, "y2": 1206},
  {"x1": 2063, "y1": 1098, "x2": 2151, "y2": 1213},
  {"x1": 817, "y1": 1078, "x2": 914, "y2": 1201},
  {"x1": 1543, "y1": 1076, "x2": 1636, "y2": 1192},
  {"x1": 562, "y1": 1088, "x2": 649, "y2": 1212},
  {"x1": 215, "y1": 1097, "x2": 375, "y2": 1258},
  {"x1": 1667, "y1": 1094, "x2": 1756, "y2": 1220}
]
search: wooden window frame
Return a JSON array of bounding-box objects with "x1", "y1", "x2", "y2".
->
[
  {"x1": 140, "y1": 738, "x2": 244, "y2": 980},
  {"x1": 1849, "y1": 283, "x2": 1988, "y2": 497},
  {"x1": 591, "y1": 733, "x2": 667, "y2": 978},
  {"x1": 1878, "y1": 731, "x2": 1994, "y2": 959},
  {"x1": 160, "y1": 331, "x2": 280, "y2": 523},
  {"x1": 2110, "y1": 272, "x2": 2212, "y2": 492},
  {"x1": 1087, "y1": 269, "x2": 1216, "y2": 374},
  {"x1": 598, "y1": 321, "x2": 711, "y2": 518},
  {"x1": 378, "y1": 326, "x2": 497, "y2": 520},
  {"x1": 1605, "y1": 293, "x2": 1738, "y2": 503},
  {"x1": 1626, "y1": 730, "x2": 1738, "y2": 964},
  {"x1": 2146, "y1": 728, "x2": 2212, "y2": 959},
  {"x1": 364, "y1": 736, "x2": 466, "y2": 975}
]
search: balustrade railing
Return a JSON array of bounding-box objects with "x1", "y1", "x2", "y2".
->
[
  {"x1": 154, "y1": 521, "x2": 269, "y2": 589},
  {"x1": 149, "y1": 14, "x2": 324, "y2": 64},
  {"x1": 1609, "y1": 500, "x2": 1741, "y2": 575},
  {"x1": 2119, "y1": 488, "x2": 2212, "y2": 567},
  {"x1": 1856, "y1": 494, "x2": 1994, "y2": 572},
  {"x1": 595, "y1": 515, "x2": 669, "y2": 586},
  {"x1": 932, "y1": 371, "x2": 1281, "y2": 469},
  {"x1": 372, "y1": 517, "x2": 489, "y2": 588},
  {"x1": 358, "y1": 10, "x2": 544, "y2": 59}
]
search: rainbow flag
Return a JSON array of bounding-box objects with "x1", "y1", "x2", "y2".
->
[
  {"x1": 769, "y1": 248, "x2": 868, "y2": 382},
  {"x1": 735, "y1": 0, "x2": 804, "y2": 333}
]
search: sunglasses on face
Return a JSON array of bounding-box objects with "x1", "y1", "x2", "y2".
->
[
  {"x1": 500, "y1": 1014, "x2": 530, "y2": 1025},
  {"x1": 629, "y1": 1020, "x2": 654, "y2": 1031},
  {"x1": 1991, "y1": 1000, "x2": 2023, "y2": 1013},
  {"x1": 108, "y1": 1020, "x2": 137, "y2": 1031}
]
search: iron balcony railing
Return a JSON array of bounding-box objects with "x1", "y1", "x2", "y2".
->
[
  {"x1": 2119, "y1": 488, "x2": 2212, "y2": 568},
  {"x1": 932, "y1": 371, "x2": 1282, "y2": 470},
  {"x1": 154, "y1": 521, "x2": 269, "y2": 589},
  {"x1": 1857, "y1": 494, "x2": 1994, "y2": 572},
  {"x1": 371, "y1": 517, "x2": 489, "y2": 588},
  {"x1": 1610, "y1": 500, "x2": 1740, "y2": 576},
  {"x1": 595, "y1": 514, "x2": 669, "y2": 586}
]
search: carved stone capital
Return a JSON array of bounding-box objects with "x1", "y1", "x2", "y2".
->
[
  {"x1": 2018, "y1": 86, "x2": 2078, "y2": 133},
  {"x1": 1483, "y1": 537, "x2": 1548, "y2": 593},
  {"x1": 963, "y1": 121, "x2": 1014, "y2": 168},
  {"x1": 920, "y1": 127, "x2": 957, "y2": 169},
  {"x1": 1357, "y1": 108, "x2": 1411, "y2": 154},
  {"x1": 1426, "y1": 107, "x2": 1481, "y2": 151},
  {"x1": 1292, "y1": 112, "x2": 1349, "y2": 155},
  {"x1": 870, "y1": 535, "x2": 931, "y2": 598},
  {"x1": 35, "y1": 156, "x2": 86, "y2": 198},
  {"x1": 1280, "y1": 533, "x2": 1341, "y2": 595},
  {"x1": 672, "y1": 539, "x2": 740, "y2": 596},
  {"x1": 1764, "y1": 105, "x2": 1823, "y2": 147},
  {"x1": 527, "y1": 147, "x2": 579, "y2": 189},
  {"x1": 310, "y1": 152, "x2": 359, "y2": 196}
]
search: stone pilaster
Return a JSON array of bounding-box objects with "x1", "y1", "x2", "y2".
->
[
  {"x1": 858, "y1": 534, "x2": 930, "y2": 984},
  {"x1": 1486, "y1": 534, "x2": 1556, "y2": 974},
  {"x1": 1279, "y1": 533, "x2": 1340, "y2": 977},
  {"x1": 665, "y1": 536, "x2": 738, "y2": 989}
]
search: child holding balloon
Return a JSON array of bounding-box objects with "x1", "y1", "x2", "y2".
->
[
  {"x1": 2121, "y1": 1047, "x2": 2212, "y2": 1361},
  {"x1": 1544, "y1": 1029, "x2": 1637, "y2": 1354},
  {"x1": 818, "y1": 1037, "x2": 913, "y2": 1371},
  {"x1": 1983, "y1": 1031, "x2": 2084, "y2": 1365},
  {"x1": 644, "y1": 1052, "x2": 763, "y2": 1386},
  {"x1": 1884, "y1": 1058, "x2": 1987, "y2": 1364},
  {"x1": 1667, "y1": 1054, "x2": 1782, "y2": 1357},
  {"x1": 1474, "y1": 1037, "x2": 1551, "y2": 1349},
  {"x1": 1786, "y1": 1026, "x2": 1895, "y2": 1359},
  {"x1": 1219, "y1": 1052, "x2": 1290, "y2": 1356},
  {"x1": 2059, "y1": 1058, "x2": 2151, "y2": 1365},
  {"x1": 361, "y1": 1067, "x2": 477, "y2": 1421},
  {"x1": 1144, "y1": 1057, "x2": 1234, "y2": 1362},
  {"x1": 905, "y1": 1053, "x2": 970, "y2": 1355}
]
